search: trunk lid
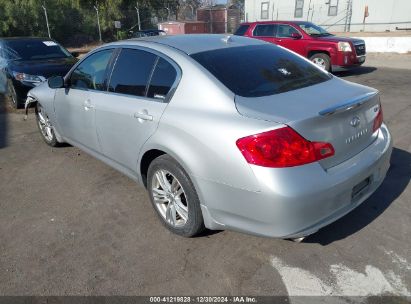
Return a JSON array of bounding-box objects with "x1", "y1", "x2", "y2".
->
[{"x1": 235, "y1": 77, "x2": 380, "y2": 169}]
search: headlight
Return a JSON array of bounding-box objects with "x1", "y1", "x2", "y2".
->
[
  {"x1": 12, "y1": 72, "x2": 45, "y2": 84},
  {"x1": 337, "y1": 42, "x2": 352, "y2": 52}
]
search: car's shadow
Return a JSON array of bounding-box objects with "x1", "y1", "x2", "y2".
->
[
  {"x1": 305, "y1": 147, "x2": 410, "y2": 245},
  {"x1": 334, "y1": 66, "x2": 377, "y2": 77}
]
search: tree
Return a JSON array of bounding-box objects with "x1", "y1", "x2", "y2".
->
[{"x1": 0, "y1": 0, "x2": 215, "y2": 45}]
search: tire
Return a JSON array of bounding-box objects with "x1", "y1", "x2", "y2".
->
[
  {"x1": 7, "y1": 79, "x2": 22, "y2": 109},
  {"x1": 147, "y1": 154, "x2": 205, "y2": 237},
  {"x1": 35, "y1": 103, "x2": 60, "y2": 147},
  {"x1": 309, "y1": 53, "x2": 331, "y2": 72}
]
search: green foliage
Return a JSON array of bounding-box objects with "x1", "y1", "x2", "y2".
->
[{"x1": 0, "y1": 0, "x2": 206, "y2": 46}]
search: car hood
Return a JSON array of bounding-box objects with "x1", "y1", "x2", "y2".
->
[
  {"x1": 8, "y1": 57, "x2": 77, "y2": 78},
  {"x1": 314, "y1": 35, "x2": 364, "y2": 44}
]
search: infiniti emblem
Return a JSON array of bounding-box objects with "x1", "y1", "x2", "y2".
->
[{"x1": 350, "y1": 116, "x2": 361, "y2": 127}]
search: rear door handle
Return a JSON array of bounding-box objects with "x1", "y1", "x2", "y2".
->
[
  {"x1": 134, "y1": 110, "x2": 153, "y2": 121},
  {"x1": 84, "y1": 99, "x2": 94, "y2": 110}
]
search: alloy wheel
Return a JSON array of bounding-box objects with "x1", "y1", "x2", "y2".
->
[
  {"x1": 37, "y1": 106, "x2": 54, "y2": 142},
  {"x1": 151, "y1": 169, "x2": 188, "y2": 228},
  {"x1": 312, "y1": 57, "x2": 327, "y2": 69},
  {"x1": 8, "y1": 82, "x2": 17, "y2": 106}
]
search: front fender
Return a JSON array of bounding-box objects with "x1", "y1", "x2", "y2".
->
[
  {"x1": 24, "y1": 84, "x2": 64, "y2": 142},
  {"x1": 24, "y1": 82, "x2": 56, "y2": 119},
  {"x1": 306, "y1": 44, "x2": 337, "y2": 57},
  {"x1": 24, "y1": 94, "x2": 37, "y2": 120}
]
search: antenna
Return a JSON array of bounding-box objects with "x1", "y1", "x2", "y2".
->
[{"x1": 222, "y1": 35, "x2": 233, "y2": 44}]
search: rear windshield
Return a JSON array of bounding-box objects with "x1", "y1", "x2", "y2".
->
[
  {"x1": 190, "y1": 44, "x2": 331, "y2": 97},
  {"x1": 234, "y1": 25, "x2": 250, "y2": 36},
  {"x1": 4, "y1": 39, "x2": 71, "y2": 61}
]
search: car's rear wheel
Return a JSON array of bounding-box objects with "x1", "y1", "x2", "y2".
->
[
  {"x1": 147, "y1": 155, "x2": 205, "y2": 237},
  {"x1": 310, "y1": 53, "x2": 331, "y2": 72},
  {"x1": 35, "y1": 104, "x2": 59, "y2": 147},
  {"x1": 7, "y1": 79, "x2": 21, "y2": 109}
]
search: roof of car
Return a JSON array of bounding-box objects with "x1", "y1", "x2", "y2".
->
[
  {"x1": 240, "y1": 21, "x2": 312, "y2": 25},
  {"x1": 118, "y1": 34, "x2": 266, "y2": 55},
  {"x1": 136, "y1": 29, "x2": 165, "y2": 33},
  {"x1": 0, "y1": 37, "x2": 52, "y2": 41}
]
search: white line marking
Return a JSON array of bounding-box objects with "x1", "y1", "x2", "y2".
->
[
  {"x1": 271, "y1": 256, "x2": 410, "y2": 297},
  {"x1": 384, "y1": 250, "x2": 411, "y2": 271}
]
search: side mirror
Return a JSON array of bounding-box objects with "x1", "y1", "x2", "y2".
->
[
  {"x1": 48, "y1": 76, "x2": 65, "y2": 89},
  {"x1": 291, "y1": 32, "x2": 302, "y2": 39},
  {"x1": 71, "y1": 51, "x2": 80, "y2": 58}
]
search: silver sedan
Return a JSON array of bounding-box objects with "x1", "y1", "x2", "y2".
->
[{"x1": 26, "y1": 34, "x2": 392, "y2": 240}]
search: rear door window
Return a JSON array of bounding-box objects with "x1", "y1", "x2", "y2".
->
[
  {"x1": 191, "y1": 44, "x2": 331, "y2": 98},
  {"x1": 108, "y1": 48, "x2": 157, "y2": 97},
  {"x1": 253, "y1": 24, "x2": 278, "y2": 37},
  {"x1": 234, "y1": 25, "x2": 250, "y2": 36},
  {"x1": 277, "y1": 24, "x2": 301, "y2": 38},
  {"x1": 147, "y1": 57, "x2": 177, "y2": 100}
]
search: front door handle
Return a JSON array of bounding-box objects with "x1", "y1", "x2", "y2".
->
[
  {"x1": 134, "y1": 110, "x2": 153, "y2": 122},
  {"x1": 84, "y1": 99, "x2": 94, "y2": 110}
]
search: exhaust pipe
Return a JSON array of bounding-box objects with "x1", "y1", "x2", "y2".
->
[{"x1": 290, "y1": 237, "x2": 305, "y2": 243}]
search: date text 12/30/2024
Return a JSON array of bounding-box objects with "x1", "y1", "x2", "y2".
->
[{"x1": 149, "y1": 296, "x2": 258, "y2": 303}]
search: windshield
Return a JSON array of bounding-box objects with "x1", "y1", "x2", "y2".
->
[
  {"x1": 191, "y1": 44, "x2": 331, "y2": 98},
  {"x1": 297, "y1": 22, "x2": 333, "y2": 37},
  {"x1": 4, "y1": 39, "x2": 72, "y2": 61}
]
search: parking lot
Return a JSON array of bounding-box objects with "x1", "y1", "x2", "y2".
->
[{"x1": 0, "y1": 64, "x2": 410, "y2": 298}]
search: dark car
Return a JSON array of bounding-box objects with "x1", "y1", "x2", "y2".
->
[
  {"x1": 235, "y1": 21, "x2": 366, "y2": 72},
  {"x1": 129, "y1": 29, "x2": 166, "y2": 38},
  {"x1": 0, "y1": 37, "x2": 78, "y2": 108}
]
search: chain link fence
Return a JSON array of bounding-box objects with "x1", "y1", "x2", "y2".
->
[
  {"x1": 44, "y1": 8, "x2": 167, "y2": 47},
  {"x1": 1, "y1": 1, "x2": 246, "y2": 48},
  {"x1": 1, "y1": 5, "x2": 241, "y2": 48}
]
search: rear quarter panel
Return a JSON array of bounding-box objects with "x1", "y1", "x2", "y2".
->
[{"x1": 137, "y1": 47, "x2": 280, "y2": 193}]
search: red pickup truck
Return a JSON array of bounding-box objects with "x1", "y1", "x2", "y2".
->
[{"x1": 235, "y1": 21, "x2": 366, "y2": 72}]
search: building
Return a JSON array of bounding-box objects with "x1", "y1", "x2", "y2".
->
[
  {"x1": 158, "y1": 21, "x2": 208, "y2": 35},
  {"x1": 197, "y1": 4, "x2": 241, "y2": 34},
  {"x1": 244, "y1": 0, "x2": 411, "y2": 32}
]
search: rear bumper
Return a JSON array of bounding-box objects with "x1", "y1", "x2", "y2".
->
[{"x1": 197, "y1": 124, "x2": 392, "y2": 238}]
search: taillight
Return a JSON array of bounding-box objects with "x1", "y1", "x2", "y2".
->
[
  {"x1": 373, "y1": 103, "x2": 383, "y2": 132},
  {"x1": 236, "y1": 126, "x2": 335, "y2": 168}
]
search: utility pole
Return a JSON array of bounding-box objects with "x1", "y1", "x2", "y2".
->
[
  {"x1": 94, "y1": 1, "x2": 102, "y2": 43},
  {"x1": 307, "y1": 0, "x2": 312, "y2": 21},
  {"x1": 310, "y1": 4, "x2": 315, "y2": 22},
  {"x1": 188, "y1": 4, "x2": 195, "y2": 20},
  {"x1": 42, "y1": 2, "x2": 51, "y2": 38},
  {"x1": 135, "y1": 2, "x2": 141, "y2": 31},
  {"x1": 165, "y1": 6, "x2": 170, "y2": 21},
  {"x1": 344, "y1": 0, "x2": 353, "y2": 32},
  {"x1": 209, "y1": 8, "x2": 213, "y2": 33}
]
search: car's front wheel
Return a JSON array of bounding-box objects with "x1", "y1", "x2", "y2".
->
[
  {"x1": 310, "y1": 53, "x2": 331, "y2": 72},
  {"x1": 147, "y1": 155, "x2": 205, "y2": 237},
  {"x1": 7, "y1": 79, "x2": 22, "y2": 109},
  {"x1": 35, "y1": 104, "x2": 60, "y2": 147}
]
